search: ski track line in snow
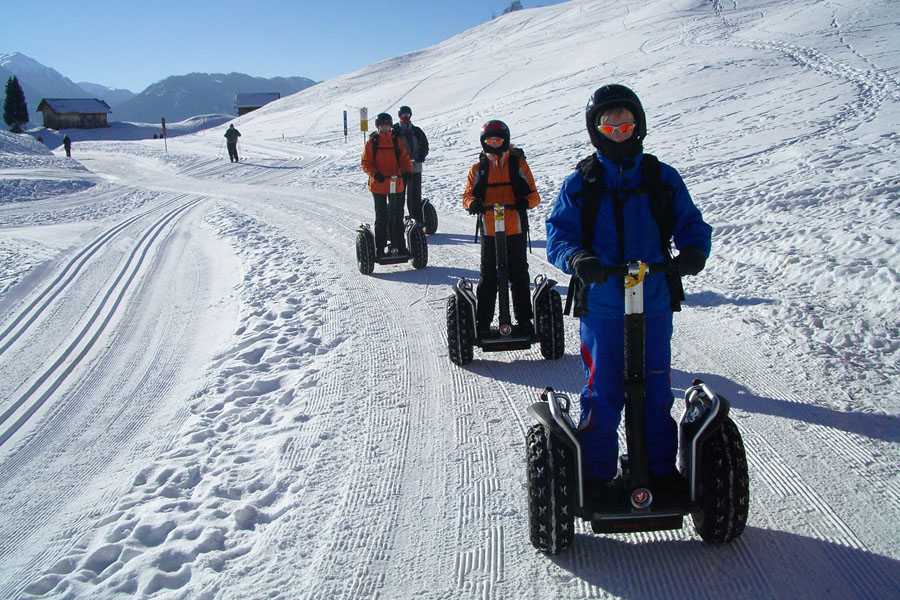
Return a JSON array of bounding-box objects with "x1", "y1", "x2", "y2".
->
[
  {"x1": 19, "y1": 206, "x2": 349, "y2": 598},
  {"x1": 1, "y1": 193, "x2": 232, "y2": 599},
  {"x1": 0, "y1": 193, "x2": 190, "y2": 357},
  {"x1": 0, "y1": 195, "x2": 206, "y2": 450}
]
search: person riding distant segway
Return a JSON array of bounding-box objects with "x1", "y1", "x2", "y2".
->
[
  {"x1": 462, "y1": 120, "x2": 540, "y2": 337},
  {"x1": 361, "y1": 113, "x2": 413, "y2": 257},
  {"x1": 446, "y1": 120, "x2": 563, "y2": 365},
  {"x1": 391, "y1": 106, "x2": 432, "y2": 229}
]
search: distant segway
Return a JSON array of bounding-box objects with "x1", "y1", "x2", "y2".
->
[
  {"x1": 524, "y1": 261, "x2": 749, "y2": 554},
  {"x1": 422, "y1": 197, "x2": 439, "y2": 235},
  {"x1": 356, "y1": 177, "x2": 428, "y2": 275},
  {"x1": 446, "y1": 204, "x2": 565, "y2": 365}
]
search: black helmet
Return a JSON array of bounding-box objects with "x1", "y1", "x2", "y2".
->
[
  {"x1": 375, "y1": 112, "x2": 392, "y2": 127},
  {"x1": 398, "y1": 106, "x2": 412, "y2": 117},
  {"x1": 585, "y1": 84, "x2": 646, "y2": 151},
  {"x1": 480, "y1": 119, "x2": 510, "y2": 154}
]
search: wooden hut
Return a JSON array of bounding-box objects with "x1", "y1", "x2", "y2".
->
[
  {"x1": 36, "y1": 98, "x2": 112, "y2": 130},
  {"x1": 235, "y1": 93, "x2": 280, "y2": 116}
]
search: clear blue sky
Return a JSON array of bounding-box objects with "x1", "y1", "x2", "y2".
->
[{"x1": 5, "y1": 0, "x2": 568, "y2": 92}]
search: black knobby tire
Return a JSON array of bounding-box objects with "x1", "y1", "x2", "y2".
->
[
  {"x1": 356, "y1": 231, "x2": 375, "y2": 275},
  {"x1": 526, "y1": 424, "x2": 576, "y2": 554},
  {"x1": 423, "y1": 201, "x2": 438, "y2": 235},
  {"x1": 536, "y1": 289, "x2": 565, "y2": 360},
  {"x1": 410, "y1": 225, "x2": 428, "y2": 269},
  {"x1": 446, "y1": 295, "x2": 473, "y2": 365},
  {"x1": 691, "y1": 416, "x2": 749, "y2": 544}
]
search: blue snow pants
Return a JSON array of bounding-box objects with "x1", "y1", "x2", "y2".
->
[{"x1": 577, "y1": 313, "x2": 678, "y2": 480}]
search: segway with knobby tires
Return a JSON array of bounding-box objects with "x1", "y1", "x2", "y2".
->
[
  {"x1": 524, "y1": 261, "x2": 749, "y2": 554},
  {"x1": 446, "y1": 204, "x2": 565, "y2": 365},
  {"x1": 356, "y1": 176, "x2": 428, "y2": 275}
]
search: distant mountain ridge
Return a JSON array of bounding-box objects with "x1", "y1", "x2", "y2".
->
[
  {"x1": 76, "y1": 82, "x2": 136, "y2": 108},
  {"x1": 112, "y1": 72, "x2": 317, "y2": 123},
  {"x1": 0, "y1": 52, "x2": 316, "y2": 126}
]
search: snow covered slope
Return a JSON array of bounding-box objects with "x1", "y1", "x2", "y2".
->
[{"x1": 0, "y1": 0, "x2": 898, "y2": 598}]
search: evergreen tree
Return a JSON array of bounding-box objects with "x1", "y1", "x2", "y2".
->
[
  {"x1": 502, "y1": 1, "x2": 524, "y2": 15},
  {"x1": 3, "y1": 76, "x2": 29, "y2": 133}
]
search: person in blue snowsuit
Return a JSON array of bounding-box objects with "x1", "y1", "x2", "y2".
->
[{"x1": 546, "y1": 84, "x2": 712, "y2": 502}]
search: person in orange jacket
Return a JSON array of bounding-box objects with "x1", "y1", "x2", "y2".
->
[
  {"x1": 361, "y1": 112, "x2": 413, "y2": 256},
  {"x1": 462, "y1": 120, "x2": 541, "y2": 336}
]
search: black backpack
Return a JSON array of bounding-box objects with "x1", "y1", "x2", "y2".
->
[
  {"x1": 369, "y1": 132, "x2": 402, "y2": 167},
  {"x1": 564, "y1": 153, "x2": 685, "y2": 316}
]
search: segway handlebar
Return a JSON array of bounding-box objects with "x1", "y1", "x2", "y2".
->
[{"x1": 603, "y1": 261, "x2": 675, "y2": 279}]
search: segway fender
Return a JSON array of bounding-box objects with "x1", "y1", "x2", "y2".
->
[
  {"x1": 528, "y1": 387, "x2": 585, "y2": 509},
  {"x1": 680, "y1": 380, "x2": 732, "y2": 504},
  {"x1": 531, "y1": 274, "x2": 558, "y2": 315},
  {"x1": 452, "y1": 278, "x2": 478, "y2": 332}
]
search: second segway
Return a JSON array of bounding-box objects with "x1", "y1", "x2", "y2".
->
[{"x1": 446, "y1": 204, "x2": 565, "y2": 365}]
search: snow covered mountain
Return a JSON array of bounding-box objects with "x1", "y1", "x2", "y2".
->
[
  {"x1": 0, "y1": 52, "x2": 91, "y2": 125},
  {"x1": 76, "y1": 81, "x2": 136, "y2": 108},
  {"x1": 109, "y1": 72, "x2": 317, "y2": 123},
  {"x1": 0, "y1": 51, "x2": 315, "y2": 126},
  {"x1": 0, "y1": 0, "x2": 898, "y2": 598}
]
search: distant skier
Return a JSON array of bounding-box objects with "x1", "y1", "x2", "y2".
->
[
  {"x1": 224, "y1": 124, "x2": 241, "y2": 162},
  {"x1": 391, "y1": 106, "x2": 429, "y2": 222},
  {"x1": 361, "y1": 113, "x2": 412, "y2": 256},
  {"x1": 545, "y1": 84, "x2": 712, "y2": 505},
  {"x1": 62, "y1": 134, "x2": 71, "y2": 158}
]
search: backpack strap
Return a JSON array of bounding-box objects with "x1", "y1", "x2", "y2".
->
[
  {"x1": 369, "y1": 132, "x2": 403, "y2": 174},
  {"x1": 640, "y1": 154, "x2": 684, "y2": 311}
]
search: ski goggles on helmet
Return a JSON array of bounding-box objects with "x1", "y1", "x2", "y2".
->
[
  {"x1": 483, "y1": 137, "x2": 504, "y2": 148},
  {"x1": 376, "y1": 123, "x2": 392, "y2": 132},
  {"x1": 596, "y1": 121, "x2": 636, "y2": 136},
  {"x1": 399, "y1": 111, "x2": 411, "y2": 118}
]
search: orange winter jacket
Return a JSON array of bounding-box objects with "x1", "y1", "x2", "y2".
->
[
  {"x1": 361, "y1": 131, "x2": 412, "y2": 195},
  {"x1": 462, "y1": 150, "x2": 541, "y2": 236}
]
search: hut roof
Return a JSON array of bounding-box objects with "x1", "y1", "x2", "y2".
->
[{"x1": 37, "y1": 98, "x2": 112, "y2": 114}]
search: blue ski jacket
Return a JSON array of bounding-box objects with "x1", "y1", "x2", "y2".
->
[{"x1": 546, "y1": 151, "x2": 712, "y2": 318}]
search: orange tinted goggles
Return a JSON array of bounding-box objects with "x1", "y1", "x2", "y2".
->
[
  {"x1": 483, "y1": 137, "x2": 504, "y2": 147},
  {"x1": 597, "y1": 122, "x2": 636, "y2": 135}
]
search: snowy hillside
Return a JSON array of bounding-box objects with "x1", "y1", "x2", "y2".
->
[{"x1": 1, "y1": 0, "x2": 898, "y2": 599}]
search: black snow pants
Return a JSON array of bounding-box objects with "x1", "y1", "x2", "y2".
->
[
  {"x1": 373, "y1": 193, "x2": 407, "y2": 254},
  {"x1": 227, "y1": 143, "x2": 239, "y2": 162},
  {"x1": 404, "y1": 172, "x2": 424, "y2": 223},
  {"x1": 476, "y1": 232, "x2": 532, "y2": 330}
]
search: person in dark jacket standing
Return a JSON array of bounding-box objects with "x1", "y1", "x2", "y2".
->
[
  {"x1": 391, "y1": 106, "x2": 429, "y2": 222},
  {"x1": 361, "y1": 113, "x2": 413, "y2": 256},
  {"x1": 545, "y1": 84, "x2": 712, "y2": 503},
  {"x1": 62, "y1": 134, "x2": 72, "y2": 158},
  {"x1": 224, "y1": 124, "x2": 241, "y2": 162}
]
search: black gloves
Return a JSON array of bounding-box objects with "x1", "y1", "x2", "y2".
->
[
  {"x1": 676, "y1": 246, "x2": 707, "y2": 276},
  {"x1": 467, "y1": 198, "x2": 485, "y2": 215},
  {"x1": 374, "y1": 173, "x2": 385, "y2": 183},
  {"x1": 515, "y1": 197, "x2": 530, "y2": 211},
  {"x1": 402, "y1": 172, "x2": 411, "y2": 184},
  {"x1": 568, "y1": 251, "x2": 607, "y2": 285}
]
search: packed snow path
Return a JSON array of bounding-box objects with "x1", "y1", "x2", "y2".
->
[
  {"x1": 0, "y1": 136, "x2": 896, "y2": 599},
  {"x1": 1, "y1": 0, "x2": 899, "y2": 597}
]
